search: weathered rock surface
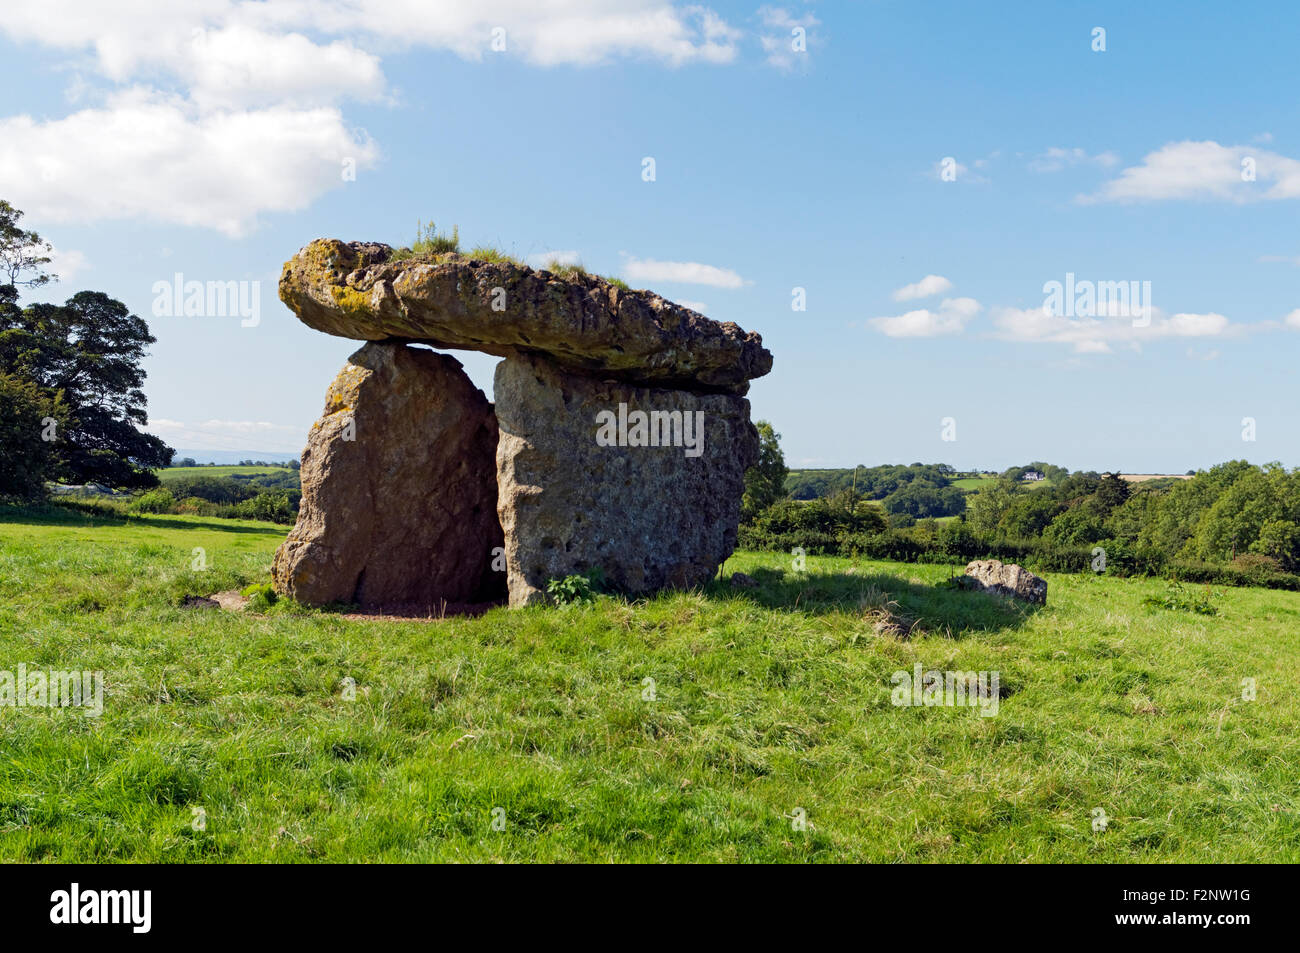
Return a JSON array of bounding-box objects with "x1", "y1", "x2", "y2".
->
[
  {"x1": 279, "y1": 239, "x2": 772, "y2": 394},
  {"x1": 959, "y1": 559, "x2": 1048, "y2": 605},
  {"x1": 272, "y1": 342, "x2": 504, "y2": 609},
  {"x1": 494, "y1": 354, "x2": 758, "y2": 607}
]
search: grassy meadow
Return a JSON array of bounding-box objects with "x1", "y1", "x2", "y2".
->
[
  {"x1": 950, "y1": 477, "x2": 996, "y2": 490},
  {"x1": 0, "y1": 504, "x2": 1297, "y2": 862},
  {"x1": 156, "y1": 465, "x2": 292, "y2": 481}
]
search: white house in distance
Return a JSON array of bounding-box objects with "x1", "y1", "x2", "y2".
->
[{"x1": 1022, "y1": 470, "x2": 1045, "y2": 482}]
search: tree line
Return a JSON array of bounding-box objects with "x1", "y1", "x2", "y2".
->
[
  {"x1": 741, "y1": 428, "x2": 1300, "y2": 587},
  {"x1": 784, "y1": 462, "x2": 967, "y2": 519},
  {"x1": 0, "y1": 201, "x2": 171, "y2": 498}
]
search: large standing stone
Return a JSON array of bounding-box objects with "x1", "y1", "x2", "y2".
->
[
  {"x1": 494, "y1": 354, "x2": 758, "y2": 607},
  {"x1": 279, "y1": 239, "x2": 772, "y2": 394},
  {"x1": 272, "y1": 342, "x2": 504, "y2": 609}
]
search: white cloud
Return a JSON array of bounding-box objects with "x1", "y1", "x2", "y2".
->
[
  {"x1": 868, "y1": 297, "x2": 980, "y2": 338},
  {"x1": 1259, "y1": 254, "x2": 1300, "y2": 266},
  {"x1": 47, "y1": 246, "x2": 89, "y2": 282},
  {"x1": 1084, "y1": 140, "x2": 1300, "y2": 203},
  {"x1": 145, "y1": 417, "x2": 306, "y2": 451},
  {"x1": 1285, "y1": 309, "x2": 1300, "y2": 330},
  {"x1": 623, "y1": 256, "x2": 746, "y2": 288},
  {"x1": 675, "y1": 299, "x2": 709, "y2": 313},
  {"x1": 891, "y1": 274, "x2": 952, "y2": 302},
  {"x1": 0, "y1": 1, "x2": 740, "y2": 234},
  {"x1": 758, "y1": 5, "x2": 819, "y2": 70},
  {"x1": 991, "y1": 305, "x2": 1234, "y2": 353},
  {"x1": 1, "y1": 1, "x2": 741, "y2": 74},
  {"x1": 1028, "y1": 147, "x2": 1120, "y2": 173},
  {"x1": 182, "y1": 27, "x2": 386, "y2": 110},
  {"x1": 0, "y1": 91, "x2": 379, "y2": 237},
  {"x1": 527, "y1": 250, "x2": 582, "y2": 268}
]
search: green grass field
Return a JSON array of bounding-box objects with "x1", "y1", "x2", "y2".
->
[
  {"x1": 1, "y1": 504, "x2": 1297, "y2": 862},
  {"x1": 952, "y1": 477, "x2": 996, "y2": 490},
  {"x1": 953, "y1": 477, "x2": 1054, "y2": 492},
  {"x1": 157, "y1": 465, "x2": 294, "y2": 481}
]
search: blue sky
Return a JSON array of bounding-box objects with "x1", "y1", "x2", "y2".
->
[{"x1": 2, "y1": 1, "x2": 1298, "y2": 472}]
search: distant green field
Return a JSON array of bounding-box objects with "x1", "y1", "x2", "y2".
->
[
  {"x1": 953, "y1": 477, "x2": 1055, "y2": 492},
  {"x1": 157, "y1": 465, "x2": 294, "y2": 481},
  {"x1": 1, "y1": 503, "x2": 1298, "y2": 862}
]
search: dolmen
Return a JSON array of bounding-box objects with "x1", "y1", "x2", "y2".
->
[{"x1": 271, "y1": 239, "x2": 773, "y2": 610}]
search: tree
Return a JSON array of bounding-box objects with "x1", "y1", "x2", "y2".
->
[
  {"x1": 742, "y1": 420, "x2": 788, "y2": 520},
  {"x1": 1094, "y1": 472, "x2": 1131, "y2": 514},
  {"x1": 882, "y1": 482, "x2": 966, "y2": 519},
  {"x1": 0, "y1": 373, "x2": 66, "y2": 498},
  {"x1": 0, "y1": 201, "x2": 55, "y2": 289},
  {"x1": 0, "y1": 290, "x2": 172, "y2": 488},
  {"x1": 1191, "y1": 468, "x2": 1278, "y2": 561},
  {"x1": 1252, "y1": 519, "x2": 1300, "y2": 571},
  {"x1": 1000, "y1": 492, "x2": 1061, "y2": 538},
  {"x1": 966, "y1": 480, "x2": 1019, "y2": 536},
  {"x1": 1043, "y1": 505, "x2": 1107, "y2": 546},
  {"x1": 1138, "y1": 461, "x2": 1254, "y2": 557}
]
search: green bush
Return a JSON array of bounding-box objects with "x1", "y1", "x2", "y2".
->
[
  {"x1": 164, "y1": 475, "x2": 254, "y2": 504},
  {"x1": 235, "y1": 490, "x2": 299, "y2": 524},
  {"x1": 128, "y1": 487, "x2": 175, "y2": 514},
  {"x1": 1165, "y1": 558, "x2": 1300, "y2": 591},
  {"x1": 738, "y1": 499, "x2": 1300, "y2": 590},
  {"x1": 747, "y1": 498, "x2": 887, "y2": 538},
  {"x1": 545, "y1": 570, "x2": 604, "y2": 607},
  {"x1": 1142, "y1": 580, "x2": 1220, "y2": 615}
]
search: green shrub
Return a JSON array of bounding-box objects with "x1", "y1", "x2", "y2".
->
[
  {"x1": 164, "y1": 475, "x2": 254, "y2": 504},
  {"x1": 1142, "y1": 580, "x2": 1220, "y2": 615},
  {"x1": 1232, "y1": 552, "x2": 1282, "y2": 573},
  {"x1": 128, "y1": 487, "x2": 175, "y2": 514},
  {"x1": 235, "y1": 490, "x2": 299, "y2": 524},
  {"x1": 545, "y1": 570, "x2": 605, "y2": 607},
  {"x1": 1165, "y1": 558, "x2": 1300, "y2": 591}
]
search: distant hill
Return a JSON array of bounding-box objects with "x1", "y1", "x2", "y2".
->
[{"x1": 169, "y1": 449, "x2": 300, "y2": 466}]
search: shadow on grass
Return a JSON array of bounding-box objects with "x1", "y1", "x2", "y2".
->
[
  {"x1": 708, "y1": 566, "x2": 1041, "y2": 638},
  {"x1": 127, "y1": 515, "x2": 288, "y2": 536},
  {"x1": 0, "y1": 503, "x2": 288, "y2": 537}
]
